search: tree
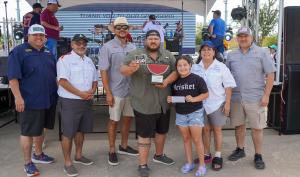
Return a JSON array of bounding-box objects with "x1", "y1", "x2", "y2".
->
[
  {"x1": 262, "y1": 35, "x2": 278, "y2": 47},
  {"x1": 259, "y1": 0, "x2": 279, "y2": 39},
  {"x1": 195, "y1": 22, "x2": 203, "y2": 45}
]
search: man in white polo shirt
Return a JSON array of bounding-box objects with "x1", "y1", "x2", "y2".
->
[{"x1": 57, "y1": 34, "x2": 98, "y2": 176}]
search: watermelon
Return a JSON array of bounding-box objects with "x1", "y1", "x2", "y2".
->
[{"x1": 147, "y1": 64, "x2": 169, "y2": 75}]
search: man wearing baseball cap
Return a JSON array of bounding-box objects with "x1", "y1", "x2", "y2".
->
[
  {"x1": 7, "y1": 24, "x2": 57, "y2": 176},
  {"x1": 57, "y1": 33, "x2": 98, "y2": 176},
  {"x1": 99, "y1": 17, "x2": 138, "y2": 166},
  {"x1": 121, "y1": 29, "x2": 177, "y2": 177},
  {"x1": 226, "y1": 26, "x2": 276, "y2": 169},
  {"x1": 208, "y1": 10, "x2": 226, "y2": 54},
  {"x1": 143, "y1": 15, "x2": 166, "y2": 48},
  {"x1": 23, "y1": 3, "x2": 44, "y2": 41},
  {"x1": 41, "y1": 0, "x2": 62, "y2": 60}
]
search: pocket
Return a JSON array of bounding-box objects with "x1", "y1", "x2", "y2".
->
[
  {"x1": 70, "y1": 66, "x2": 83, "y2": 84},
  {"x1": 258, "y1": 107, "x2": 267, "y2": 128}
]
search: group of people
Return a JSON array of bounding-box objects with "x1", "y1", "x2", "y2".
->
[
  {"x1": 8, "y1": 3, "x2": 276, "y2": 177},
  {"x1": 23, "y1": 0, "x2": 62, "y2": 59}
]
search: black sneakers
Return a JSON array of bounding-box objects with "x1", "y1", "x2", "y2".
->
[
  {"x1": 228, "y1": 147, "x2": 246, "y2": 161},
  {"x1": 117, "y1": 145, "x2": 139, "y2": 156},
  {"x1": 153, "y1": 154, "x2": 175, "y2": 165},
  {"x1": 108, "y1": 152, "x2": 119, "y2": 166},
  {"x1": 254, "y1": 154, "x2": 265, "y2": 169},
  {"x1": 138, "y1": 164, "x2": 150, "y2": 177}
]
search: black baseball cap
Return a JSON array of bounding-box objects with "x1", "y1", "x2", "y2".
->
[
  {"x1": 32, "y1": 3, "x2": 43, "y2": 9},
  {"x1": 145, "y1": 30, "x2": 160, "y2": 39},
  {"x1": 212, "y1": 10, "x2": 221, "y2": 16},
  {"x1": 72, "y1": 34, "x2": 89, "y2": 43},
  {"x1": 149, "y1": 14, "x2": 156, "y2": 20}
]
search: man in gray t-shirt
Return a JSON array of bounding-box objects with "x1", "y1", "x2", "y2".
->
[
  {"x1": 98, "y1": 17, "x2": 138, "y2": 166},
  {"x1": 226, "y1": 27, "x2": 276, "y2": 170}
]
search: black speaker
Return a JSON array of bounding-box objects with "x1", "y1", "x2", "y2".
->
[
  {"x1": 281, "y1": 64, "x2": 300, "y2": 134},
  {"x1": 165, "y1": 39, "x2": 179, "y2": 53},
  {"x1": 0, "y1": 56, "x2": 8, "y2": 77},
  {"x1": 284, "y1": 6, "x2": 300, "y2": 64},
  {"x1": 57, "y1": 37, "x2": 71, "y2": 59}
]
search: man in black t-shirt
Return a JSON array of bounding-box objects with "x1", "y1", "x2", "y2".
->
[{"x1": 23, "y1": 3, "x2": 43, "y2": 41}]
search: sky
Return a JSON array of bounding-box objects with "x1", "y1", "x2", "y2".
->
[{"x1": 0, "y1": 0, "x2": 300, "y2": 22}]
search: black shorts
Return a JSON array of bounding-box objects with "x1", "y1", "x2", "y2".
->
[
  {"x1": 58, "y1": 97, "x2": 93, "y2": 139},
  {"x1": 134, "y1": 110, "x2": 170, "y2": 138},
  {"x1": 19, "y1": 105, "x2": 56, "y2": 136}
]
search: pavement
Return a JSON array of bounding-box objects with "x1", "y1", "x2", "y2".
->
[{"x1": 0, "y1": 106, "x2": 299, "y2": 177}]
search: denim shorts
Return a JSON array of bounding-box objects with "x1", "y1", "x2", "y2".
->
[{"x1": 176, "y1": 108, "x2": 205, "y2": 127}]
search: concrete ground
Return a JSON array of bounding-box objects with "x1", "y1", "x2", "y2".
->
[{"x1": 0, "y1": 106, "x2": 299, "y2": 177}]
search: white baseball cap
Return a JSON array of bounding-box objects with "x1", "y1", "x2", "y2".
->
[
  {"x1": 28, "y1": 24, "x2": 45, "y2": 35},
  {"x1": 47, "y1": 0, "x2": 61, "y2": 7}
]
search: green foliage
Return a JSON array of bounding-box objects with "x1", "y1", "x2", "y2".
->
[
  {"x1": 262, "y1": 35, "x2": 278, "y2": 47},
  {"x1": 196, "y1": 22, "x2": 203, "y2": 45},
  {"x1": 259, "y1": 0, "x2": 279, "y2": 38}
]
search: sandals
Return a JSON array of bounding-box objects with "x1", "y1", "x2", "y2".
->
[
  {"x1": 212, "y1": 157, "x2": 223, "y2": 171},
  {"x1": 195, "y1": 165, "x2": 207, "y2": 177}
]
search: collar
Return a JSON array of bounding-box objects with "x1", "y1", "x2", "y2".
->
[
  {"x1": 199, "y1": 59, "x2": 217, "y2": 70},
  {"x1": 238, "y1": 42, "x2": 256, "y2": 54},
  {"x1": 71, "y1": 50, "x2": 86, "y2": 60},
  {"x1": 145, "y1": 48, "x2": 162, "y2": 61},
  {"x1": 113, "y1": 37, "x2": 128, "y2": 47},
  {"x1": 25, "y1": 42, "x2": 46, "y2": 52}
]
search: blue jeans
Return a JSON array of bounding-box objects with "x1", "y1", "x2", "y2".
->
[
  {"x1": 176, "y1": 108, "x2": 205, "y2": 127},
  {"x1": 45, "y1": 38, "x2": 58, "y2": 60},
  {"x1": 211, "y1": 36, "x2": 224, "y2": 54}
]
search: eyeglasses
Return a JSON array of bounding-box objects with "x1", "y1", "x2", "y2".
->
[
  {"x1": 74, "y1": 41, "x2": 87, "y2": 47},
  {"x1": 114, "y1": 25, "x2": 129, "y2": 30}
]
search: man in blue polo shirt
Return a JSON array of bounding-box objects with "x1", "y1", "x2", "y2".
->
[
  {"x1": 208, "y1": 10, "x2": 226, "y2": 54},
  {"x1": 7, "y1": 24, "x2": 57, "y2": 176}
]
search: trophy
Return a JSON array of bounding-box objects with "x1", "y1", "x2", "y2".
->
[
  {"x1": 147, "y1": 63, "x2": 169, "y2": 84},
  {"x1": 134, "y1": 54, "x2": 169, "y2": 84}
]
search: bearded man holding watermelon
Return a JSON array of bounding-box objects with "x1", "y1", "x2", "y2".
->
[{"x1": 121, "y1": 30, "x2": 178, "y2": 177}]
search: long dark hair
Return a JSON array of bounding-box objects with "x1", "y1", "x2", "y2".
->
[{"x1": 175, "y1": 55, "x2": 193, "y2": 70}]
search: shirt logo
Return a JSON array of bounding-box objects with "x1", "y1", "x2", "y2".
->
[{"x1": 25, "y1": 49, "x2": 32, "y2": 52}]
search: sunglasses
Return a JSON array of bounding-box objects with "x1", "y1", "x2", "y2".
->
[{"x1": 114, "y1": 25, "x2": 129, "y2": 30}]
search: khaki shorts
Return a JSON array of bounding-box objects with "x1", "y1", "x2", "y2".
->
[
  {"x1": 109, "y1": 96, "x2": 134, "y2": 121},
  {"x1": 230, "y1": 101, "x2": 267, "y2": 129}
]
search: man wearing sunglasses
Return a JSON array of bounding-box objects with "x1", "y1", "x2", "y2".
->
[
  {"x1": 99, "y1": 17, "x2": 138, "y2": 166},
  {"x1": 57, "y1": 34, "x2": 98, "y2": 176}
]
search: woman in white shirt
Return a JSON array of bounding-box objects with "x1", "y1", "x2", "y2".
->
[{"x1": 192, "y1": 41, "x2": 236, "y2": 171}]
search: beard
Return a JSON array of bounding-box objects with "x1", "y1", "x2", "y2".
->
[{"x1": 146, "y1": 44, "x2": 160, "y2": 52}]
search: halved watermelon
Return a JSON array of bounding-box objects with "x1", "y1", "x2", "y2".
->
[{"x1": 147, "y1": 64, "x2": 169, "y2": 75}]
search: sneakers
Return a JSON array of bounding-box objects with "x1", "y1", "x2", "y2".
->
[
  {"x1": 254, "y1": 154, "x2": 265, "y2": 169},
  {"x1": 181, "y1": 163, "x2": 195, "y2": 174},
  {"x1": 228, "y1": 147, "x2": 246, "y2": 161},
  {"x1": 108, "y1": 152, "x2": 119, "y2": 166},
  {"x1": 138, "y1": 164, "x2": 150, "y2": 177},
  {"x1": 64, "y1": 165, "x2": 79, "y2": 177},
  {"x1": 24, "y1": 162, "x2": 40, "y2": 177},
  {"x1": 153, "y1": 154, "x2": 175, "y2": 165},
  {"x1": 195, "y1": 165, "x2": 207, "y2": 177},
  {"x1": 74, "y1": 156, "x2": 94, "y2": 166},
  {"x1": 194, "y1": 154, "x2": 212, "y2": 164},
  {"x1": 31, "y1": 152, "x2": 55, "y2": 164},
  {"x1": 117, "y1": 145, "x2": 139, "y2": 156}
]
